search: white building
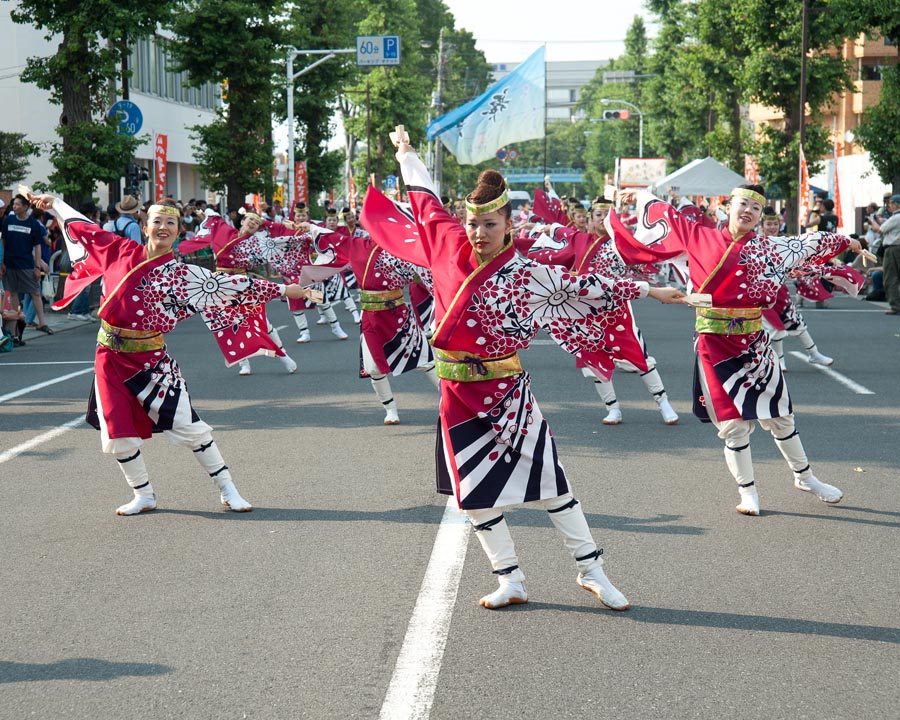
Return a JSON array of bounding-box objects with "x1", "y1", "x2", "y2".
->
[{"x1": 0, "y1": 6, "x2": 220, "y2": 207}]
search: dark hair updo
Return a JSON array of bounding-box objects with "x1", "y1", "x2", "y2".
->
[{"x1": 468, "y1": 169, "x2": 511, "y2": 220}]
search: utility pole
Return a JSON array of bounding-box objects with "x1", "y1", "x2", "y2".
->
[
  {"x1": 798, "y1": 0, "x2": 810, "y2": 232},
  {"x1": 434, "y1": 28, "x2": 446, "y2": 194},
  {"x1": 286, "y1": 47, "x2": 355, "y2": 207}
]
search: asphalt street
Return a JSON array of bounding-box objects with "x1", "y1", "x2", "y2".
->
[{"x1": 1, "y1": 294, "x2": 898, "y2": 720}]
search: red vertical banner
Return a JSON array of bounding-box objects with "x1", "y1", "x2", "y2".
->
[
  {"x1": 349, "y1": 174, "x2": 358, "y2": 213},
  {"x1": 744, "y1": 154, "x2": 759, "y2": 184},
  {"x1": 154, "y1": 134, "x2": 168, "y2": 201},
  {"x1": 294, "y1": 161, "x2": 308, "y2": 207},
  {"x1": 798, "y1": 144, "x2": 810, "y2": 232},
  {"x1": 833, "y1": 141, "x2": 844, "y2": 230},
  {"x1": 252, "y1": 194, "x2": 261, "y2": 212}
]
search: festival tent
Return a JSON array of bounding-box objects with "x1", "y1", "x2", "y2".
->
[{"x1": 652, "y1": 157, "x2": 747, "y2": 197}]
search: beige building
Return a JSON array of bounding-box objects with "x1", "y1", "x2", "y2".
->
[{"x1": 748, "y1": 34, "x2": 897, "y2": 228}]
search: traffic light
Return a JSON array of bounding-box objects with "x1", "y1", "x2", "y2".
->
[
  {"x1": 124, "y1": 162, "x2": 149, "y2": 197},
  {"x1": 602, "y1": 109, "x2": 630, "y2": 121}
]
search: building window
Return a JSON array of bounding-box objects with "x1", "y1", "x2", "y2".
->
[
  {"x1": 129, "y1": 36, "x2": 220, "y2": 111},
  {"x1": 860, "y1": 63, "x2": 884, "y2": 81}
]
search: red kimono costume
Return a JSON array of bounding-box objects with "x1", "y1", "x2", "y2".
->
[
  {"x1": 362, "y1": 157, "x2": 648, "y2": 511},
  {"x1": 609, "y1": 191, "x2": 850, "y2": 423},
  {"x1": 515, "y1": 224, "x2": 652, "y2": 378},
  {"x1": 50, "y1": 201, "x2": 285, "y2": 450},
  {"x1": 312, "y1": 232, "x2": 434, "y2": 378}
]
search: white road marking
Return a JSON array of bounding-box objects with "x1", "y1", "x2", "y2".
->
[
  {"x1": 0, "y1": 361, "x2": 94, "y2": 366},
  {"x1": 0, "y1": 367, "x2": 95, "y2": 405},
  {"x1": 379, "y1": 498, "x2": 469, "y2": 720},
  {"x1": 0, "y1": 415, "x2": 85, "y2": 466},
  {"x1": 788, "y1": 351, "x2": 874, "y2": 395}
]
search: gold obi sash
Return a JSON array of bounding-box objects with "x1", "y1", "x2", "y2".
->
[
  {"x1": 97, "y1": 320, "x2": 165, "y2": 353},
  {"x1": 215, "y1": 266, "x2": 247, "y2": 275},
  {"x1": 359, "y1": 288, "x2": 404, "y2": 311},
  {"x1": 695, "y1": 307, "x2": 763, "y2": 335},
  {"x1": 434, "y1": 349, "x2": 523, "y2": 382}
]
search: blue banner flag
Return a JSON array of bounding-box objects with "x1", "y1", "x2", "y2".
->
[{"x1": 427, "y1": 46, "x2": 545, "y2": 165}]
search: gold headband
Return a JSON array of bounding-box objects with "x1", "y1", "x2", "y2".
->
[
  {"x1": 147, "y1": 204, "x2": 180, "y2": 216},
  {"x1": 730, "y1": 188, "x2": 766, "y2": 205},
  {"x1": 591, "y1": 203, "x2": 612, "y2": 211},
  {"x1": 465, "y1": 189, "x2": 509, "y2": 216},
  {"x1": 240, "y1": 209, "x2": 262, "y2": 222}
]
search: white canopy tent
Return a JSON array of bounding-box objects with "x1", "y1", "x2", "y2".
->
[{"x1": 652, "y1": 157, "x2": 748, "y2": 198}]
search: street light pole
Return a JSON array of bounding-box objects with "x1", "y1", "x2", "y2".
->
[
  {"x1": 286, "y1": 47, "x2": 355, "y2": 207},
  {"x1": 433, "y1": 28, "x2": 446, "y2": 194},
  {"x1": 600, "y1": 97, "x2": 643, "y2": 158}
]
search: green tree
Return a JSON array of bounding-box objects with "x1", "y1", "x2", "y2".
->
[
  {"x1": 10, "y1": 0, "x2": 165, "y2": 201},
  {"x1": 344, "y1": 0, "x2": 431, "y2": 183},
  {"x1": 0, "y1": 132, "x2": 41, "y2": 190},
  {"x1": 578, "y1": 16, "x2": 652, "y2": 190},
  {"x1": 168, "y1": 0, "x2": 284, "y2": 209},
  {"x1": 282, "y1": 0, "x2": 363, "y2": 202}
]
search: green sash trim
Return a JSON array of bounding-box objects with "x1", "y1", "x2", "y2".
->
[
  {"x1": 434, "y1": 349, "x2": 522, "y2": 382},
  {"x1": 695, "y1": 307, "x2": 762, "y2": 335},
  {"x1": 98, "y1": 320, "x2": 165, "y2": 353},
  {"x1": 359, "y1": 288, "x2": 404, "y2": 311}
]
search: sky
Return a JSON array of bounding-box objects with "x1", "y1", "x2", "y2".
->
[{"x1": 440, "y1": 0, "x2": 657, "y2": 64}]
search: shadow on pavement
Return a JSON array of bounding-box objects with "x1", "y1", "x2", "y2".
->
[
  {"x1": 512, "y1": 604, "x2": 900, "y2": 643},
  {"x1": 0, "y1": 658, "x2": 172, "y2": 683}
]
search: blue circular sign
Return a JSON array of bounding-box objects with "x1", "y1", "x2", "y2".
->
[
  {"x1": 109, "y1": 100, "x2": 143, "y2": 136},
  {"x1": 384, "y1": 174, "x2": 398, "y2": 190}
]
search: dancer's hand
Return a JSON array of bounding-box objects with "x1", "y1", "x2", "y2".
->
[
  {"x1": 30, "y1": 194, "x2": 57, "y2": 211},
  {"x1": 617, "y1": 190, "x2": 637, "y2": 206},
  {"x1": 648, "y1": 286, "x2": 687, "y2": 304}
]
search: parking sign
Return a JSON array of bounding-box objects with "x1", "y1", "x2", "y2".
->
[{"x1": 357, "y1": 36, "x2": 402, "y2": 66}]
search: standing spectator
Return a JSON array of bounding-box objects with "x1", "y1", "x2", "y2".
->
[
  {"x1": 0, "y1": 194, "x2": 53, "y2": 334},
  {"x1": 111, "y1": 195, "x2": 143, "y2": 243},
  {"x1": 869, "y1": 194, "x2": 900, "y2": 315},
  {"x1": 818, "y1": 199, "x2": 839, "y2": 233}
]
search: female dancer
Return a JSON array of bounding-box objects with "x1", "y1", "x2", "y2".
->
[
  {"x1": 522, "y1": 197, "x2": 679, "y2": 426},
  {"x1": 361, "y1": 134, "x2": 684, "y2": 610},
  {"x1": 32, "y1": 192, "x2": 314, "y2": 515},
  {"x1": 613, "y1": 185, "x2": 861, "y2": 515},
  {"x1": 313, "y1": 229, "x2": 438, "y2": 425},
  {"x1": 178, "y1": 209, "x2": 301, "y2": 375}
]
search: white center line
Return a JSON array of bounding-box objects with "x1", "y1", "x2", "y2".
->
[
  {"x1": 0, "y1": 367, "x2": 95, "y2": 405},
  {"x1": 0, "y1": 361, "x2": 94, "y2": 366},
  {"x1": 0, "y1": 415, "x2": 85, "y2": 466},
  {"x1": 788, "y1": 351, "x2": 874, "y2": 394},
  {"x1": 379, "y1": 498, "x2": 469, "y2": 720}
]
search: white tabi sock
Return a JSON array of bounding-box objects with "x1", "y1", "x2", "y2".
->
[
  {"x1": 371, "y1": 375, "x2": 400, "y2": 424},
  {"x1": 315, "y1": 305, "x2": 329, "y2": 324},
  {"x1": 293, "y1": 312, "x2": 311, "y2": 343},
  {"x1": 772, "y1": 429, "x2": 843, "y2": 503},
  {"x1": 114, "y1": 449, "x2": 157, "y2": 515},
  {"x1": 466, "y1": 510, "x2": 527, "y2": 609},
  {"x1": 593, "y1": 379, "x2": 622, "y2": 424},
  {"x1": 797, "y1": 329, "x2": 833, "y2": 365},
  {"x1": 266, "y1": 323, "x2": 297, "y2": 372},
  {"x1": 724, "y1": 441, "x2": 759, "y2": 516},
  {"x1": 192, "y1": 439, "x2": 253, "y2": 511},
  {"x1": 238, "y1": 359, "x2": 252, "y2": 376},
  {"x1": 546, "y1": 495, "x2": 629, "y2": 610},
  {"x1": 640, "y1": 368, "x2": 678, "y2": 424}
]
